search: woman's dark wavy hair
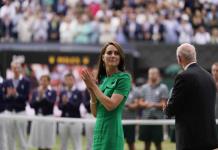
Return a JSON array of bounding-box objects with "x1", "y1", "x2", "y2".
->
[{"x1": 96, "y1": 41, "x2": 125, "y2": 83}]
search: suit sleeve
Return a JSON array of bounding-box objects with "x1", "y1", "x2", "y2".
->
[{"x1": 165, "y1": 74, "x2": 187, "y2": 118}]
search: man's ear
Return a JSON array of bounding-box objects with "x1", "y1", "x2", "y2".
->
[{"x1": 178, "y1": 55, "x2": 182, "y2": 65}]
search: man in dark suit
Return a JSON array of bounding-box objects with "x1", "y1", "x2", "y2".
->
[{"x1": 165, "y1": 43, "x2": 218, "y2": 150}]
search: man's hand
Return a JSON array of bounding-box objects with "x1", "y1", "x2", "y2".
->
[
  {"x1": 162, "y1": 103, "x2": 167, "y2": 112},
  {"x1": 7, "y1": 87, "x2": 17, "y2": 97}
]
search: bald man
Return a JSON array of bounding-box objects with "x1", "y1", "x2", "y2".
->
[{"x1": 165, "y1": 43, "x2": 218, "y2": 150}]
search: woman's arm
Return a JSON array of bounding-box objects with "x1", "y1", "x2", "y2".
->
[
  {"x1": 81, "y1": 69, "x2": 125, "y2": 111},
  {"x1": 91, "y1": 84, "x2": 124, "y2": 111},
  {"x1": 89, "y1": 89, "x2": 97, "y2": 117}
]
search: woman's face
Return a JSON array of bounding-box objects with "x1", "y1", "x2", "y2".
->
[{"x1": 102, "y1": 44, "x2": 120, "y2": 69}]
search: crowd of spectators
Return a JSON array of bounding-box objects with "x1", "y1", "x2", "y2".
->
[{"x1": 0, "y1": 0, "x2": 218, "y2": 45}]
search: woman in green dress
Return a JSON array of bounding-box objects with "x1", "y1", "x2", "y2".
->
[{"x1": 81, "y1": 41, "x2": 131, "y2": 150}]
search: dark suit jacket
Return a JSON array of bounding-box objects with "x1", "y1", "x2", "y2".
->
[
  {"x1": 165, "y1": 63, "x2": 218, "y2": 150},
  {"x1": 4, "y1": 77, "x2": 30, "y2": 112},
  {"x1": 58, "y1": 88, "x2": 83, "y2": 118},
  {"x1": 30, "y1": 87, "x2": 56, "y2": 116}
]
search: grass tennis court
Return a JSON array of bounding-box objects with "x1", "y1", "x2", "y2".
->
[{"x1": 28, "y1": 136, "x2": 176, "y2": 150}]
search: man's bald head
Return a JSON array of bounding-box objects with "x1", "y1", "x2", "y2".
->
[{"x1": 176, "y1": 43, "x2": 197, "y2": 68}]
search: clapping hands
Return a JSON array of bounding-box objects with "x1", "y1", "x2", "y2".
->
[
  {"x1": 81, "y1": 68, "x2": 97, "y2": 90},
  {"x1": 6, "y1": 87, "x2": 17, "y2": 97}
]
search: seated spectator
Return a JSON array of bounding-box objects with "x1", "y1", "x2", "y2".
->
[
  {"x1": 115, "y1": 23, "x2": 127, "y2": 44},
  {"x1": 211, "y1": 27, "x2": 218, "y2": 44},
  {"x1": 177, "y1": 14, "x2": 193, "y2": 44},
  {"x1": 193, "y1": 26, "x2": 211, "y2": 45},
  {"x1": 207, "y1": 5, "x2": 218, "y2": 28},
  {"x1": 192, "y1": 9, "x2": 204, "y2": 30},
  {"x1": 99, "y1": 17, "x2": 116, "y2": 44},
  {"x1": 88, "y1": 1, "x2": 100, "y2": 17},
  {"x1": 0, "y1": 14, "x2": 14, "y2": 42},
  {"x1": 59, "y1": 15, "x2": 75, "y2": 43},
  {"x1": 109, "y1": 0, "x2": 124, "y2": 10},
  {"x1": 123, "y1": 13, "x2": 144, "y2": 41},
  {"x1": 110, "y1": 11, "x2": 121, "y2": 33},
  {"x1": 0, "y1": 0, "x2": 16, "y2": 20},
  {"x1": 53, "y1": 0, "x2": 68, "y2": 16},
  {"x1": 17, "y1": 13, "x2": 33, "y2": 42},
  {"x1": 89, "y1": 16, "x2": 100, "y2": 44},
  {"x1": 32, "y1": 12, "x2": 48, "y2": 42},
  {"x1": 163, "y1": 12, "x2": 179, "y2": 44},
  {"x1": 47, "y1": 13, "x2": 60, "y2": 42},
  {"x1": 135, "y1": 8, "x2": 146, "y2": 28},
  {"x1": 148, "y1": 15, "x2": 165, "y2": 43},
  {"x1": 74, "y1": 14, "x2": 93, "y2": 44},
  {"x1": 95, "y1": 3, "x2": 112, "y2": 21}
]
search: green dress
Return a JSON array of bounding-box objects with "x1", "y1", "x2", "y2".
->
[{"x1": 92, "y1": 72, "x2": 131, "y2": 150}]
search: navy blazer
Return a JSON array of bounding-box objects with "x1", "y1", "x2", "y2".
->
[
  {"x1": 30, "y1": 87, "x2": 56, "y2": 116},
  {"x1": 0, "y1": 78, "x2": 6, "y2": 112},
  {"x1": 58, "y1": 87, "x2": 83, "y2": 118},
  {"x1": 4, "y1": 77, "x2": 30, "y2": 112}
]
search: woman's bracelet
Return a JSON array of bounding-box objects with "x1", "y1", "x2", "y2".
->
[{"x1": 90, "y1": 100, "x2": 97, "y2": 105}]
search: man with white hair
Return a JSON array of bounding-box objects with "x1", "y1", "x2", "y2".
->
[{"x1": 165, "y1": 43, "x2": 218, "y2": 150}]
